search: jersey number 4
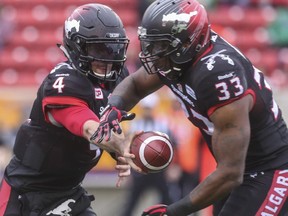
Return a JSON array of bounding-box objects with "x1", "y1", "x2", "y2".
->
[{"x1": 53, "y1": 77, "x2": 65, "y2": 93}]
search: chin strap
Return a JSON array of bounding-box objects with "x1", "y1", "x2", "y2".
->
[
  {"x1": 57, "y1": 44, "x2": 78, "y2": 70},
  {"x1": 92, "y1": 63, "x2": 115, "y2": 80},
  {"x1": 57, "y1": 44, "x2": 70, "y2": 61}
]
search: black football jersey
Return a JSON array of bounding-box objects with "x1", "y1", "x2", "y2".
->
[
  {"x1": 160, "y1": 32, "x2": 288, "y2": 173},
  {"x1": 5, "y1": 62, "x2": 129, "y2": 191}
]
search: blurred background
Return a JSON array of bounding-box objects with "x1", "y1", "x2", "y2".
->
[{"x1": 0, "y1": 0, "x2": 287, "y2": 215}]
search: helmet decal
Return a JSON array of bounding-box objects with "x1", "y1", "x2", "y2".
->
[
  {"x1": 162, "y1": 11, "x2": 198, "y2": 33},
  {"x1": 65, "y1": 19, "x2": 80, "y2": 39}
]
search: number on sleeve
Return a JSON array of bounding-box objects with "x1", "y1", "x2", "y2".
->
[
  {"x1": 215, "y1": 76, "x2": 244, "y2": 101},
  {"x1": 53, "y1": 77, "x2": 65, "y2": 93},
  {"x1": 230, "y1": 77, "x2": 244, "y2": 96},
  {"x1": 215, "y1": 82, "x2": 230, "y2": 101}
]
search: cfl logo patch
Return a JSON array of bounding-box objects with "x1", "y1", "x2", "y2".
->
[{"x1": 95, "y1": 88, "x2": 103, "y2": 99}]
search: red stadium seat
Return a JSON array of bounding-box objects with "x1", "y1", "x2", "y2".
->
[
  {"x1": 245, "y1": 48, "x2": 279, "y2": 76},
  {"x1": 0, "y1": 0, "x2": 284, "y2": 86},
  {"x1": 209, "y1": 6, "x2": 276, "y2": 30},
  {"x1": 0, "y1": 0, "x2": 139, "y2": 86}
]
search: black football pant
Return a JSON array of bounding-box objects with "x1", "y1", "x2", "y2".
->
[
  {"x1": 0, "y1": 179, "x2": 96, "y2": 216},
  {"x1": 213, "y1": 167, "x2": 288, "y2": 216}
]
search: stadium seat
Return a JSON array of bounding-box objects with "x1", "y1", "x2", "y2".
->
[
  {"x1": 0, "y1": 0, "x2": 139, "y2": 86},
  {"x1": 245, "y1": 48, "x2": 279, "y2": 76},
  {"x1": 209, "y1": 6, "x2": 276, "y2": 30},
  {"x1": 0, "y1": 0, "x2": 285, "y2": 86}
]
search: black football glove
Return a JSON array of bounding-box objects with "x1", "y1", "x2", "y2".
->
[
  {"x1": 90, "y1": 104, "x2": 135, "y2": 143},
  {"x1": 142, "y1": 204, "x2": 168, "y2": 216}
]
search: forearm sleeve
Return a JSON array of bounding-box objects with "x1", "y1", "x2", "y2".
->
[{"x1": 49, "y1": 106, "x2": 99, "y2": 137}]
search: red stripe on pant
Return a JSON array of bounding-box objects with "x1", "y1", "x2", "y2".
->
[
  {"x1": 256, "y1": 169, "x2": 288, "y2": 216},
  {"x1": 0, "y1": 179, "x2": 11, "y2": 216}
]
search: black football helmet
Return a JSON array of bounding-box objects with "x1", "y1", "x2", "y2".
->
[
  {"x1": 138, "y1": 0, "x2": 211, "y2": 79},
  {"x1": 62, "y1": 3, "x2": 129, "y2": 82}
]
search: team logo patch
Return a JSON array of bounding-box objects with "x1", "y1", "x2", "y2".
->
[
  {"x1": 46, "y1": 199, "x2": 75, "y2": 216},
  {"x1": 95, "y1": 88, "x2": 104, "y2": 99},
  {"x1": 201, "y1": 49, "x2": 234, "y2": 71}
]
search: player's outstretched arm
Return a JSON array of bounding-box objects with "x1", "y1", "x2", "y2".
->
[
  {"x1": 92, "y1": 66, "x2": 164, "y2": 143},
  {"x1": 142, "y1": 95, "x2": 254, "y2": 215},
  {"x1": 84, "y1": 121, "x2": 142, "y2": 166},
  {"x1": 48, "y1": 104, "x2": 142, "y2": 184},
  {"x1": 111, "y1": 66, "x2": 164, "y2": 111},
  {"x1": 83, "y1": 120, "x2": 129, "y2": 155}
]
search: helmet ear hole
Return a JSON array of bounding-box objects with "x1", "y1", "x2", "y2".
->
[
  {"x1": 79, "y1": 62, "x2": 87, "y2": 70},
  {"x1": 195, "y1": 44, "x2": 202, "y2": 52},
  {"x1": 171, "y1": 38, "x2": 181, "y2": 48}
]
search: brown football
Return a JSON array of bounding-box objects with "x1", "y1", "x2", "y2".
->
[{"x1": 130, "y1": 131, "x2": 174, "y2": 173}]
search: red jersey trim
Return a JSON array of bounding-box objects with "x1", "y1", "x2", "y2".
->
[
  {"x1": 207, "y1": 89, "x2": 256, "y2": 116},
  {"x1": 0, "y1": 179, "x2": 11, "y2": 215},
  {"x1": 42, "y1": 96, "x2": 99, "y2": 137},
  {"x1": 42, "y1": 96, "x2": 88, "y2": 120},
  {"x1": 42, "y1": 96, "x2": 88, "y2": 110},
  {"x1": 50, "y1": 106, "x2": 99, "y2": 137}
]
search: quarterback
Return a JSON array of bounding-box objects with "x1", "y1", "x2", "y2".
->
[{"x1": 0, "y1": 3, "x2": 137, "y2": 216}]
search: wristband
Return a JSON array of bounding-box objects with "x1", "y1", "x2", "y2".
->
[
  {"x1": 166, "y1": 195, "x2": 196, "y2": 216},
  {"x1": 108, "y1": 95, "x2": 125, "y2": 110}
]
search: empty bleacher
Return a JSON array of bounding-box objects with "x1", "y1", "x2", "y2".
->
[
  {"x1": 0, "y1": 0, "x2": 139, "y2": 86},
  {"x1": 209, "y1": 4, "x2": 288, "y2": 84},
  {"x1": 0, "y1": 0, "x2": 287, "y2": 87}
]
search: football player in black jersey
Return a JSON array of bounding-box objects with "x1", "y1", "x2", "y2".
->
[
  {"x1": 93, "y1": 0, "x2": 288, "y2": 215},
  {"x1": 0, "y1": 3, "x2": 139, "y2": 216}
]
